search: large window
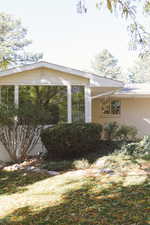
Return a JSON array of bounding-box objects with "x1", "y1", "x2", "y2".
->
[
  {"x1": 72, "y1": 86, "x2": 85, "y2": 122},
  {"x1": 0, "y1": 86, "x2": 14, "y2": 105},
  {"x1": 0, "y1": 85, "x2": 86, "y2": 123},
  {"x1": 19, "y1": 86, "x2": 67, "y2": 124},
  {"x1": 102, "y1": 98, "x2": 121, "y2": 116}
]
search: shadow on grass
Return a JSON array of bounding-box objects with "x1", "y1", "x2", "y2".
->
[
  {"x1": 0, "y1": 170, "x2": 49, "y2": 195},
  {"x1": 1, "y1": 177, "x2": 150, "y2": 225}
]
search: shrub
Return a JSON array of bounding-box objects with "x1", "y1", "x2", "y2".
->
[
  {"x1": 103, "y1": 121, "x2": 119, "y2": 140},
  {"x1": 120, "y1": 136, "x2": 150, "y2": 157},
  {"x1": 103, "y1": 122, "x2": 138, "y2": 142},
  {"x1": 116, "y1": 125, "x2": 137, "y2": 141},
  {"x1": 72, "y1": 159, "x2": 90, "y2": 169},
  {"x1": 41, "y1": 122, "x2": 103, "y2": 160},
  {"x1": 0, "y1": 103, "x2": 53, "y2": 162}
]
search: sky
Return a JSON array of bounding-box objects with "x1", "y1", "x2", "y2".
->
[{"x1": 1, "y1": 0, "x2": 138, "y2": 71}]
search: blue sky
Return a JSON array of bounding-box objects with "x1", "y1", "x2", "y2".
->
[{"x1": 1, "y1": 0, "x2": 138, "y2": 71}]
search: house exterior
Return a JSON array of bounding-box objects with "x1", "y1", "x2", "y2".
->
[
  {"x1": 0, "y1": 61, "x2": 150, "y2": 161},
  {"x1": 93, "y1": 83, "x2": 150, "y2": 137}
]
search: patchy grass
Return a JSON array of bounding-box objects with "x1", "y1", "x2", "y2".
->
[
  {"x1": 0, "y1": 170, "x2": 49, "y2": 195},
  {"x1": 42, "y1": 159, "x2": 91, "y2": 171},
  {"x1": 0, "y1": 154, "x2": 150, "y2": 225},
  {"x1": 41, "y1": 160, "x2": 74, "y2": 171}
]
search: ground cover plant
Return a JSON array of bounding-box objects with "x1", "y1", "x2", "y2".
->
[{"x1": 0, "y1": 146, "x2": 149, "y2": 225}]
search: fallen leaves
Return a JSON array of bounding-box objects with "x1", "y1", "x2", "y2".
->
[{"x1": 0, "y1": 156, "x2": 149, "y2": 225}]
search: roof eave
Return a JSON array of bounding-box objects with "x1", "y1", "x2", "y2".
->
[{"x1": 0, "y1": 61, "x2": 123, "y2": 88}]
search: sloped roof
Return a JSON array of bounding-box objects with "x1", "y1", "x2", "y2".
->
[{"x1": 0, "y1": 61, "x2": 123, "y2": 88}]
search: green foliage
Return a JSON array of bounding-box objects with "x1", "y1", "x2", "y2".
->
[
  {"x1": 116, "y1": 125, "x2": 138, "y2": 141},
  {"x1": 144, "y1": 0, "x2": 150, "y2": 14},
  {"x1": 128, "y1": 54, "x2": 150, "y2": 83},
  {"x1": 0, "y1": 13, "x2": 42, "y2": 68},
  {"x1": 103, "y1": 122, "x2": 137, "y2": 141},
  {"x1": 92, "y1": 49, "x2": 122, "y2": 80},
  {"x1": 77, "y1": 1, "x2": 150, "y2": 56},
  {"x1": 77, "y1": 0, "x2": 137, "y2": 18},
  {"x1": 41, "y1": 122, "x2": 103, "y2": 160},
  {"x1": 121, "y1": 135, "x2": 150, "y2": 157},
  {"x1": 0, "y1": 103, "x2": 55, "y2": 127},
  {"x1": 103, "y1": 121, "x2": 119, "y2": 140},
  {"x1": 19, "y1": 86, "x2": 67, "y2": 123},
  {"x1": 0, "y1": 104, "x2": 18, "y2": 126},
  {"x1": 18, "y1": 103, "x2": 57, "y2": 126}
]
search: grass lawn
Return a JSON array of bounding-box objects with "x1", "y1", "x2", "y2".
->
[{"x1": 0, "y1": 154, "x2": 150, "y2": 225}]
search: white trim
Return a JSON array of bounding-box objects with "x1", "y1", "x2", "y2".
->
[
  {"x1": 67, "y1": 85, "x2": 72, "y2": 123},
  {"x1": 92, "y1": 91, "x2": 115, "y2": 99},
  {"x1": 85, "y1": 85, "x2": 92, "y2": 123},
  {"x1": 14, "y1": 85, "x2": 19, "y2": 107},
  {"x1": 112, "y1": 94, "x2": 150, "y2": 98}
]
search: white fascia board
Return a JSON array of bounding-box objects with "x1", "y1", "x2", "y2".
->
[
  {"x1": 92, "y1": 91, "x2": 115, "y2": 99},
  {"x1": 90, "y1": 76, "x2": 123, "y2": 88},
  {"x1": 112, "y1": 94, "x2": 150, "y2": 98},
  {"x1": 0, "y1": 61, "x2": 123, "y2": 88}
]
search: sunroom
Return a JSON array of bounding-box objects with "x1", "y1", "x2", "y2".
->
[{"x1": 0, "y1": 61, "x2": 123, "y2": 124}]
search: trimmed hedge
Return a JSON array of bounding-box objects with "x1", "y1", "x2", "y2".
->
[{"x1": 41, "y1": 122, "x2": 103, "y2": 160}]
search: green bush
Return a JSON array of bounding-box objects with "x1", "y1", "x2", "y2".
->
[
  {"x1": 103, "y1": 121, "x2": 119, "y2": 140},
  {"x1": 41, "y1": 122, "x2": 103, "y2": 160},
  {"x1": 116, "y1": 125, "x2": 137, "y2": 141},
  {"x1": 103, "y1": 122, "x2": 138, "y2": 141},
  {"x1": 120, "y1": 136, "x2": 150, "y2": 157}
]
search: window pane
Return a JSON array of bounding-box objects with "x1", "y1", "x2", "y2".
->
[
  {"x1": 19, "y1": 86, "x2": 67, "y2": 124},
  {"x1": 102, "y1": 99, "x2": 111, "y2": 115},
  {"x1": 102, "y1": 98, "x2": 121, "y2": 116},
  {"x1": 0, "y1": 86, "x2": 14, "y2": 105},
  {"x1": 72, "y1": 86, "x2": 85, "y2": 122},
  {"x1": 111, "y1": 100, "x2": 121, "y2": 115}
]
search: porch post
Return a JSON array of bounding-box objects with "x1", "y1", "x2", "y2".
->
[
  {"x1": 67, "y1": 84, "x2": 72, "y2": 123},
  {"x1": 85, "y1": 85, "x2": 92, "y2": 123},
  {"x1": 14, "y1": 85, "x2": 19, "y2": 108}
]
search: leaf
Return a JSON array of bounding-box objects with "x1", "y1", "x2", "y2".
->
[{"x1": 107, "y1": 0, "x2": 112, "y2": 12}]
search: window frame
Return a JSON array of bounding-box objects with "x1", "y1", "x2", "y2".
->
[
  {"x1": 71, "y1": 85, "x2": 85, "y2": 122},
  {"x1": 101, "y1": 97, "x2": 121, "y2": 118}
]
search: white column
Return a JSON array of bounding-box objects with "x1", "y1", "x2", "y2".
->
[
  {"x1": 85, "y1": 85, "x2": 92, "y2": 123},
  {"x1": 67, "y1": 84, "x2": 72, "y2": 123},
  {"x1": 14, "y1": 85, "x2": 19, "y2": 108}
]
